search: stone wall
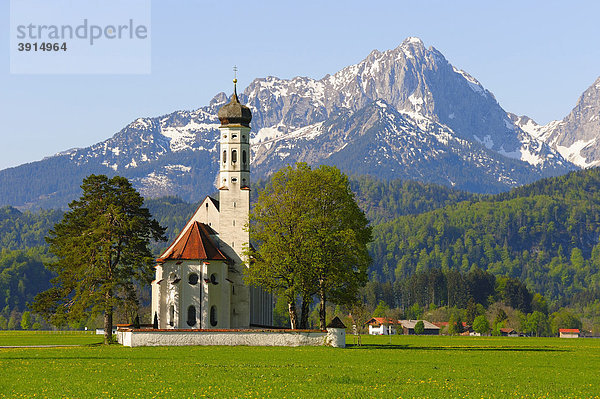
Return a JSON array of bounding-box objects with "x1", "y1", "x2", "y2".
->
[{"x1": 117, "y1": 328, "x2": 345, "y2": 348}]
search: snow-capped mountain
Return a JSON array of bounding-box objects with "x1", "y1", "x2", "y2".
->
[
  {"x1": 0, "y1": 38, "x2": 577, "y2": 209},
  {"x1": 245, "y1": 37, "x2": 569, "y2": 171},
  {"x1": 512, "y1": 76, "x2": 600, "y2": 168}
]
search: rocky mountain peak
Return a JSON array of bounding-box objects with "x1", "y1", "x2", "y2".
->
[{"x1": 526, "y1": 76, "x2": 600, "y2": 168}]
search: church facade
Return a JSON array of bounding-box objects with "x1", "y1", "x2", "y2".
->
[{"x1": 151, "y1": 81, "x2": 272, "y2": 329}]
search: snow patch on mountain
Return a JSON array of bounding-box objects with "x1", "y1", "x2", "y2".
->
[
  {"x1": 253, "y1": 126, "x2": 287, "y2": 143},
  {"x1": 165, "y1": 164, "x2": 192, "y2": 173},
  {"x1": 556, "y1": 139, "x2": 599, "y2": 168}
]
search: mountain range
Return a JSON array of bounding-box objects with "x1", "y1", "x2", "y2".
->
[{"x1": 1, "y1": 37, "x2": 598, "y2": 209}]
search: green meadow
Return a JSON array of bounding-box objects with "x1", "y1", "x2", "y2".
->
[{"x1": 1, "y1": 332, "x2": 599, "y2": 398}]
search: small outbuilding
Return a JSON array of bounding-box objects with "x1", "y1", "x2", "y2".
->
[
  {"x1": 559, "y1": 328, "x2": 580, "y2": 338},
  {"x1": 499, "y1": 327, "x2": 518, "y2": 337}
]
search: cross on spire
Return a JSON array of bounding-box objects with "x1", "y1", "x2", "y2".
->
[{"x1": 233, "y1": 65, "x2": 238, "y2": 96}]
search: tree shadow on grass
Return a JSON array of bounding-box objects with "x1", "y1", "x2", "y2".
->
[{"x1": 346, "y1": 344, "x2": 569, "y2": 352}]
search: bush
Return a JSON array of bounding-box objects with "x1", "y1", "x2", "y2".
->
[{"x1": 414, "y1": 320, "x2": 425, "y2": 335}]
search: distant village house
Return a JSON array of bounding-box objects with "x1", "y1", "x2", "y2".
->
[
  {"x1": 365, "y1": 317, "x2": 397, "y2": 335},
  {"x1": 559, "y1": 329, "x2": 580, "y2": 338}
]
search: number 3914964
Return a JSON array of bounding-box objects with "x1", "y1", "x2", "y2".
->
[{"x1": 18, "y1": 42, "x2": 67, "y2": 52}]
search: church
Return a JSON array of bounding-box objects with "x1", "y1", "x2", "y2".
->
[{"x1": 151, "y1": 80, "x2": 272, "y2": 329}]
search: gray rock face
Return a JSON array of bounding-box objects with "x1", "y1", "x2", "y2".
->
[
  {"x1": 0, "y1": 37, "x2": 578, "y2": 209},
  {"x1": 252, "y1": 100, "x2": 556, "y2": 193},
  {"x1": 244, "y1": 37, "x2": 569, "y2": 172},
  {"x1": 518, "y1": 76, "x2": 600, "y2": 168}
]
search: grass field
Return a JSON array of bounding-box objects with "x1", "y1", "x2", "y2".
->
[
  {"x1": 1, "y1": 333, "x2": 599, "y2": 398},
  {"x1": 0, "y1": 331, "x2": 102, "y2": 347}
]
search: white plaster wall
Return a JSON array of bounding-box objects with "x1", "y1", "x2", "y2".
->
[
  {"x1": 158, "y1": 260, "x2": 230, "y2": 329},
  {"x1": 560, "y1": 333, "x2": 579, "y2": 338},
  {"x1": 119, "y1": 329, "x2": 345, "y2": 348},
  {"x1": 325, "y1": 328, "x2": 346, "y2": 348},
  {"x1": 151, "y1": 265, "x2": 163, "y2": 325},
  {"x1": 195, "y1": 197, "x2": 220, "y2": 232},
  {"x1": 218, "y1": 125, "x2": 253, "y2": 329},
  {"x1": 181, "y1": 263, "x2": 203, "y2": 328},
  {"x1": 369, "y1": 325, "x2": 384, "y2": 335}
]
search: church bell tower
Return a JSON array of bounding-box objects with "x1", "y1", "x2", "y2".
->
[
  {"x1": 217, "y1": 78, "x2": 272, "y2": 327},
  {"x1": 217, "y1": 78, "x2": 251, "y2": 254}
]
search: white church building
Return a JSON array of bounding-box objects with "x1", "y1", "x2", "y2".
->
[{"x1": 151, "y1": 80, "x2": 272, "y2": 329}]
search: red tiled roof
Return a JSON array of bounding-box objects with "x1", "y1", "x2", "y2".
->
[
  {"x1": 559, "y1": 329, "x2": 580, "y2": 333},
  {"x1": 365, "y1": 317, "x2": 397, "y2": 326},
  {"x1": 157, "y1": 221, "x2": 228, "y2": 262}
]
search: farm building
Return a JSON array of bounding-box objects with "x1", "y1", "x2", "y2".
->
[
  {"x1": 559, "y1": 329, "x2": 580, "y2": 338},
  {"x1": 499, "y1": 328, "x2": 518, "y2": 337},
  {"x1": 398, "y1": 320, "x2": 440, "y2": 335}
]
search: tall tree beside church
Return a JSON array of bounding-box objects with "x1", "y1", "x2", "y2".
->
[
  {"x1": 245, "y1": 163, "x2": 371, "y2": 329},
  {"x1": 244, "y1": 164, "x2": 317, "y2": 329},
  {"x1": 31, "y1": 175, "x2": 166, "y2": 344},
  {"x1": 307, "y1": 165, "x2": 371, "y2": 329}
]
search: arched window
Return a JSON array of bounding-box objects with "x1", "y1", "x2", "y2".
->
[
  {"x1": 231, "y1": 149, "x2": 237, "y2": 163},
  {"x1": 242, "y1": 150, "x2": 247, "y2": 165},
  {"x1": 188, "y1": 273, "x2": 198, "y2": 285},
  {"x1": 222, "y1": 150, "x2": 226, "y2": 164},
  {"x1": 169, "y1": 305, "x2": 175, "y2": 327},
  {"x1": 210, "y1": 273, "x2": 218, "y2": 285},
  {"x1": 210, "y1": 306, "x2": 217, "y2": 327},
  {"x1": 187, "y1": 306, "x2": 196, "y2": 327}
]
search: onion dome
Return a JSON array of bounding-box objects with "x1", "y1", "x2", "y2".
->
[{"x1": 218, "y1": 79, "x2": 252, "y2": 127}]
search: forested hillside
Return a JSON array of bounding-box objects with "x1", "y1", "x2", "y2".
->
[
  {"x1": 0, "y1": 207, "x2": 61, "y2": 319},
  {"x1": 349, "y1": 176, "x2": 478, "y2": 225},
  {"x1": 370, "y1": 168, "x2": 600, "y2": 304},
  {"x1": 0, "y1": 207, "x2": 62, "y2": 250}
]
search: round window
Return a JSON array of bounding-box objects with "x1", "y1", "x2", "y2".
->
[{"x1": 188, "y1": 273, "x2": 199, "y2": 285}]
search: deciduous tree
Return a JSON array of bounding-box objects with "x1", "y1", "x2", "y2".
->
[
  {"x1": 20, "y1": 311, "x2": 32, "y2": 330},
  {"x1": 473, "y1": 315, "x2": 490, "y2": 335},
  {"x1": 245, "y1": 163, "x2": 371, "y2": 329}
]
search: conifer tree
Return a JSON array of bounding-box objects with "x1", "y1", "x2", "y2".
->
[{"x1": 32, "y1": 175, "x2": 165, "y2": 344}]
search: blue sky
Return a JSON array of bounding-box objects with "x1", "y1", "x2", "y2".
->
[{"x1": 1, "y1": 0, "x2": 599, "y2": 170}]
